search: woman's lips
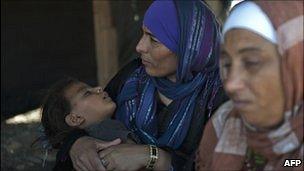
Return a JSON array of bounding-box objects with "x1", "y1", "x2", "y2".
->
[
  {"x1": 232, "y1": 100, "x2": 251, "y2": 110},
  {"x1": 141, "y1": 58, "x2": 152, "y2": 66}
]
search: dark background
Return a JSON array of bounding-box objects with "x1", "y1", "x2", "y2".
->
[
  {"x1": 1, "y1": 0, "x2": 229, "y2": 120},
  {"x1": 1, "y1": 1, "x2": 152, "y2": 120}
]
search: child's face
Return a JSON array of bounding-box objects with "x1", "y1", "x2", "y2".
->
[{"x1": 65, "y1": 82, "x2": 116, "y2": 127}]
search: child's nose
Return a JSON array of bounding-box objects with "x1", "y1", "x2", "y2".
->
[{"x1": 94, "y1": 87, "x2": 103, "y2": 93}]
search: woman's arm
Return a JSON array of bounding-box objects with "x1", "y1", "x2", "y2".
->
[
  {"x1": 155, "y1": 147, "x2": 172, "y2": 170},
  {"x1": 98, "y1": 144, "x2": 171, "y2": 171}
]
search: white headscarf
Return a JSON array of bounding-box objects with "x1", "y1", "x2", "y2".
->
[{"x1": 222, "y1": 1, "x2": 277, "y2": 44}]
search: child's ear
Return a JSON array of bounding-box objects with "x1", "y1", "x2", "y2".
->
[{"x1": 65, "y1": 113, "x2": 85, "y2": 127}]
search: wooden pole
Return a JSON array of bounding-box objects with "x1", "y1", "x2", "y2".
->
[
  {"x1": 92, "y1": 0, "x2": 118, "y2": 87},
  {"x1": 205, "y1": 0, "x2": 225, "y2": 24}
]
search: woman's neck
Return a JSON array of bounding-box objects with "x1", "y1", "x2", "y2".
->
[
  {"x1": 158, "y1": 91, "x2": 173, "y2": 106},
  {"x1": 157, "y1": 74, "x2": 176, "y2": 106}
]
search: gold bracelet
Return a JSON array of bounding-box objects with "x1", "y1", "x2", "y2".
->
[{"x1": 146, "y1": 144, "x2": 159, "y2": 170}]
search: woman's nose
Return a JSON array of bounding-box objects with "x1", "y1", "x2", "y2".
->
[
  {"x1": 224, "y1": 71, "x2": 245, "y2": 95},
  {"x1": 136, "y1": 36, "x2": 149, "y2": 54}
]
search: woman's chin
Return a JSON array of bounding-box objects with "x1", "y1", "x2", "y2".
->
[
  {"x1": 144, "y1": 67, "x2": 156, "y2": 76},
  {"x1": 144, "y1": 67, "x2": 169, "y2": 78},
  {"x1": 241, "y1": 113, "x2": 282, "y2": 129}
]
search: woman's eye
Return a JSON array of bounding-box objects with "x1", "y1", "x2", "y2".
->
[
  {"x1": 244, "y1": 60, "x2": 260, "y2": 68},
  {"x1": 222, "y1": 62, "x2": 231, "y2": 69},
  {"x1": 150, "y1": 37, "x2": 159, "y2": 43}
]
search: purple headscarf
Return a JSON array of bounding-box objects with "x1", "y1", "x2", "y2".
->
[{"x1": 143, "y1": 1, "x2": 179, "y2": 53}]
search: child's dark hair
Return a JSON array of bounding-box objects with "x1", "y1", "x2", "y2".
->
[{"x1": 41, "y1": 77, "x2": 79, "y2": 149}]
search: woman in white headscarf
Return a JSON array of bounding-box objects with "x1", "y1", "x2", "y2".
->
[{"x1": 196, "y1": 1, "x2": 303, "y2": 170}]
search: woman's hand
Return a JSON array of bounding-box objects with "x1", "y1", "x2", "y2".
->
[
  {"x1": 98, "y1": 144, "x2": 171, "y2": 171},
  {"x1": 69, "y1": 136, "x2": 121, "y2": 171}
]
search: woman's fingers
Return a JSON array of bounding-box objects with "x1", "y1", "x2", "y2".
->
[
  {"x1": 71, "y1": 161, "x2": 83, "y2": 171},
  {"x1": 102, "y1": 154, "x2": 116, "y2": 171},
  {"x1": 98, "y1": 147, "x2": 114, "y2": 159},
  {"x1": 69, "y1": 136, "x2": 108, "y2": 171},
  {"x1": 76, "y1": 152, "x2": 106, "y2": 171},
  {"x1": 87, "y1": 154, "x2": 106, "y2": 171},
  {"x1": 84, "y1": 139, "x2": 118, "y2": 171},
  {"x1": 95, "y1": 138, "x2": 121, "y2": 151},
  {"x1": 69, "y1": 137, "x2": 121, "y2": 171},
  {"x1": 84, "y1": 148, "x2": 108, "y2": 171},
  {"x1": 80, "y1": 155, "x2": 96, "y2": 171},
  {"x1": 74, "y1": 159, "x2": 89, "y2": 171},
  {"x1": 91, "y1": 139, "x2": 121, "y2": 170},
  {"x1": 70, "y1": 151, "x2": 89, "y2": 171}
]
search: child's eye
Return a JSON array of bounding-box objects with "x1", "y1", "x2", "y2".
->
[{"x1": 83, "y1": 91, "x2": 92, "y2": 97}]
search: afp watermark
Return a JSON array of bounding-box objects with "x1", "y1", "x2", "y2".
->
[{"x1": 283, "y1": 159, "x2": 302, "y2": 167}]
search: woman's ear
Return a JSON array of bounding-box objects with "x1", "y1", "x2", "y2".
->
[{"x1": 65, "y1": 113, "x2": 85, "y2": 127}]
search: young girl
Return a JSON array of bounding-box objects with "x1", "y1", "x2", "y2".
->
[
  {"x1": 41, "y1": 78, "x2": 140, "y2": 170},
  {"x1": 40, "y1": 77, "x2": 138, "y2": 169}
]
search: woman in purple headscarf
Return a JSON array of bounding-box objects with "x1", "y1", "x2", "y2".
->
[{"x1": 57, "y1": 0, "x2": 227, "y2": 170}]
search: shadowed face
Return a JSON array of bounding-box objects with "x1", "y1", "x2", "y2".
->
[
  {"x1": 64, "y1": 82, "x2": 116, "y2": 127},
  {"x1": 221, "y1": 29, "x2": 284, "y2": 129},
  {"x1": 136, "y1": 26, "x2": 178, "y2": 82}
]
